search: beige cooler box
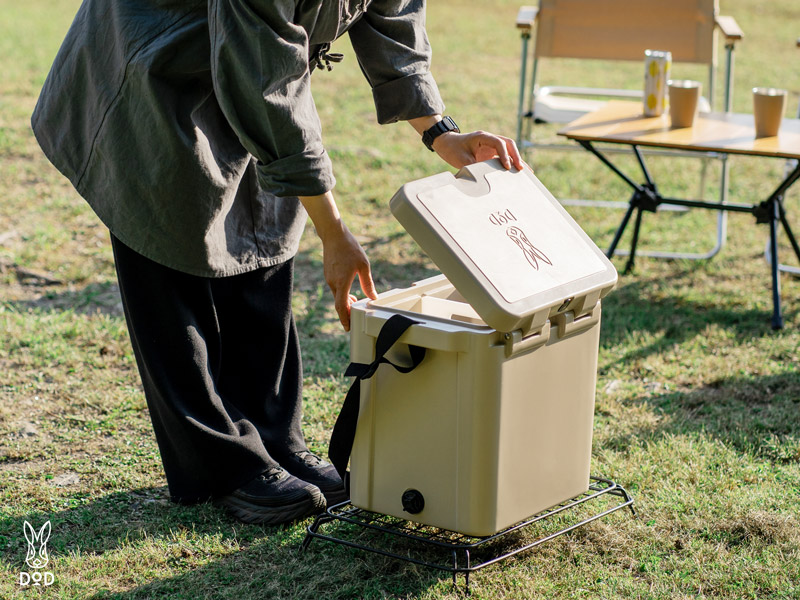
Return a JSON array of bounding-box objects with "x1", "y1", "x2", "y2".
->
[{"x1": 347, "y1": 160, "x2": 617, "y2": 537}]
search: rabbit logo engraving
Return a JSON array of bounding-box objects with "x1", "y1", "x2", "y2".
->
[
  {"x1": 506, "y1": 226, "x2": 553, "y2": 271},
  {"x1": 19, "y1": 521, "x2": 54, "y2": 586},
  {"x1": 24, "y1": 521, "x2": 50, "y2": 569}
]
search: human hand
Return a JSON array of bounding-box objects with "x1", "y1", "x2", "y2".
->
[
  {"x1": 319, "y1": 221, "x2": 377, "y2": 332},
  {"x1": 299, "y1": 191, "x2": 378, "y2": 331},
  {"x1": 432, "y1": 130, "x2": 525, "y2": 171}
]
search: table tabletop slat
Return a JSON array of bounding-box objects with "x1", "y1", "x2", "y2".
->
[{"x1": 558, "y1": 100, "x2": 800, "y2": 159}]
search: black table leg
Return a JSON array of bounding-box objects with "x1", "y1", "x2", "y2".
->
[
  {"x1": 778, "y1": 197, "x2": 800, "y2": 265},
  {"x1": 769, "y1": 197, "x2": 783, "y2": 330},
  {"x1": 625, "y1": 208, "x2": 644, "y2": 274},
  {"x1": 759, "y1": 162, "x2": 800, "y2": 330},
  {"x1": 573, "y1": 139, "x2": 800, "y2": 328},
  {"x1": 578, "y1": 141, "x2": 662, "y2": 264},
  {"x1": 606, "y1": 195, "x2": 637, "y2": 259}
]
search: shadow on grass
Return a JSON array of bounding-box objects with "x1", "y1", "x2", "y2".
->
[
  {"x1": 599, "y1": 274, "x2": 798, "y2": 364},
  {"x1": 604, "y1": 371, "x2": 800, "y2": 463},
  {"x1": 1, "y1": 488, "x2": 219, "y2": 566},
  {"x1": 0, "y1": 488, "x2": 443, "y2": 599},
  {"x1": 6, "y1": 281, "x2": 124, "y2": 316}
]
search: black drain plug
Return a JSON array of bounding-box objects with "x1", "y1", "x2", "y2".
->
[{"x1": 401, "y1": 489, "x2": 425, "y2": 514}]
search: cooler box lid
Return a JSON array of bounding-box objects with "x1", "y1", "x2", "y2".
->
[{"x1": 389, "y1": 159, "x2": 617, "y2": 334}]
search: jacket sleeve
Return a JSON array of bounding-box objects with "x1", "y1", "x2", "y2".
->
[
  {"x1": 209, "y1": 0, "x2": 334, "y2": 198},
  {"x1": 349, "y1": 0, "x2": 445, "y2": 124}
]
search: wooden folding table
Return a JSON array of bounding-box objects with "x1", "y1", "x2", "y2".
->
[{"x1": 559, "y1": 100, "x2": 800, "y2": 329}]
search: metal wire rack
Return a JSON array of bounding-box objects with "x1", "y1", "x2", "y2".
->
[{"x1": 301, "y1": 476, "x2": 635, "y2": 593}]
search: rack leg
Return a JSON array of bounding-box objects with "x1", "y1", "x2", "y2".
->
[
  {"x1": 622, "y1": 489, "x2": 637, "y2": 516},
  {"x1": 300, "y1": 513, "x2": 334, "y2": 553},
  {"x1": 464, "y1": 550, "x2": 471, "y2": 595}
]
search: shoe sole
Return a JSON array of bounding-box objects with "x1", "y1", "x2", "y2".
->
[{"x1": 215, "y1": 487, "x2": 325, "y2": 525}]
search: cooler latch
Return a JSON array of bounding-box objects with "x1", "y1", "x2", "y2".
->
[
  {"x1": 503, "y1": 321, "x2": 551, "y2": 358},
  {"x1": 551, "y1": 303, "x2": 601, "y2": 339}
]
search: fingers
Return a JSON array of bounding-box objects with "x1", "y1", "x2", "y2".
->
[
  {"x1": 485, "y1": 133, "x2": 512, "y2": 169},
  {"x1": 505, "y1": 136, "x2": 525, "y2": 171},
  {"x1": 432, "y1": 129, "x2": 525, "y2": 171},
  {"x1": 332, "y1": 274, "x2": 356, "y2": 332},
  {"x1": 324, "y1": 232, "x2": 376, "y2": 332},
  {"x1": 471, "y1": 132, "x2": 523, "y2": 171},
  {"x1": 333, "y1": 265, "x2": 376, "y2": 332},
  {"x1": 358, "y1": 261, "x2": 378, "y2": 300}
]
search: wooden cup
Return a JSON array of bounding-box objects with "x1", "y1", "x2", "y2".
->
[
  {"x1": 668, "y1": 80, "x2": 701, "y2": 128},
  {"x1": 753, "y1": 87, "x2": 788, "y2": 138}
]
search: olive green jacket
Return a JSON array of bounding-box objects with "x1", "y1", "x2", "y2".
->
[{"x1": 31, "y1": 0, "x2": 444, "y2": 276}]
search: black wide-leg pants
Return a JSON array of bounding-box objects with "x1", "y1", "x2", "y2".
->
[{"x1": 111, "y1": 235, "x2": 308, "y2": 503}]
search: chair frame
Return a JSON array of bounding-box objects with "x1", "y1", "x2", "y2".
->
[{"x1": 515, "y1": 2, "x2": 744, "y2": 261}]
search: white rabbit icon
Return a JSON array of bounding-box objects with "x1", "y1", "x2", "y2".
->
[
  {"x1": 506, "y1": 226, "x2": 553, "y2": 271},
  {"x1": 23, "y1": 521, "x2": 51, "y2": 570}
]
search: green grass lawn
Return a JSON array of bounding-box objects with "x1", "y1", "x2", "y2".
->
[{"x1": 1, "y1": 0, "x2": 799, "y2": 598}]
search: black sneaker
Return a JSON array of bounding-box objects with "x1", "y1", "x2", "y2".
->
[
  {"x1": 280, "y1": 451, "x2": 348, "y2": 506},
  {"x1": 215, "y1": 466, "x2": 325, "y2": 525}
]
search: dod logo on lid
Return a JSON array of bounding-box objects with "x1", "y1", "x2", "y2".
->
[
  {"x1": 489, "y1": 209, "x2": 553, "y2": 272},
  {"x1": 488, "y1": 208, "x2": 517, "y2": 226},
  {"x1": 506, "y1": 226, "x2": 553, "y2": 271}
]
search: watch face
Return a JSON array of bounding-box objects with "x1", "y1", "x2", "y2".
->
[{"x1": 442, "y1": 116, "x2": 458, "y2": 132}]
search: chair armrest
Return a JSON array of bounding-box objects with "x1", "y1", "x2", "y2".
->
[
  {"x1": 715, "y1": 15, "x2": 744, "y2": 43},
  {"x1": 516, "y1": 6, "x2": 539, "y2": 33}
]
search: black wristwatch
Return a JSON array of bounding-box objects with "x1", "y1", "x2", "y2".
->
[{"x1": 421, "y1": 116, "x2": 459, "y2": 151}]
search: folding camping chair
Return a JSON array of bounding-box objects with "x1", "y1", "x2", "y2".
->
[{"x1": 515, "y1": 0, "x2": 744, "y2": 261}]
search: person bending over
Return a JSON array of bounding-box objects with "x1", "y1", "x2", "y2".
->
[{"x1": 32, "y1": 0, "x2": 523, "y2": 525}]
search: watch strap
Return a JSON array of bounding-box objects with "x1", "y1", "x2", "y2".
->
[{"x1": 422, "y1": 116, "x2": 459, "y2": 151}]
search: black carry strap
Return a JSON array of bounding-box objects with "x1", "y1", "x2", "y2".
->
[{"x1": 328, "y1": 314, "x2": 426, "y2": 487}]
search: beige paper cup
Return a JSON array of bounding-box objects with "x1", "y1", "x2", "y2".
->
[
  {"x1": 753, "y1": 87, "x2": 788, "y2": 138},
  {"x1": 668, "y1": 80, "x2": 701, "y2": 128}
]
